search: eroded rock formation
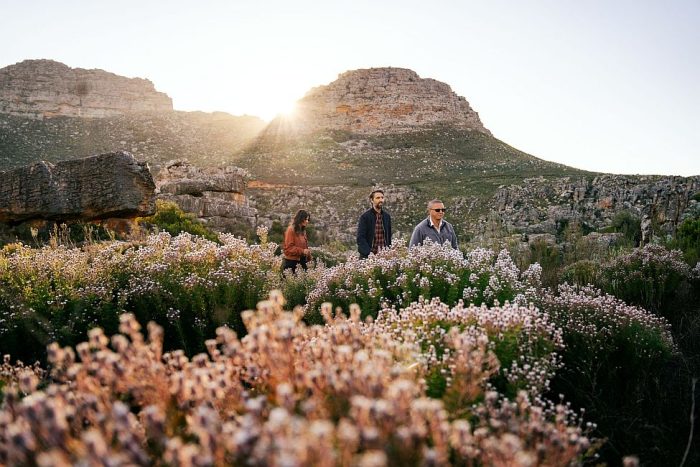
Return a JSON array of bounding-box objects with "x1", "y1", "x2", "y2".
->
[
  {"x1": 0, "y1": 151, "x2": 156, "y2": 223},
  {"x1": 0, "y1": 59, "x2": 172, "y2": 119},
  {"x1": 155, "y1": 160, "x2": 256, "y2": 231},
  {"x1": 286, "y1": 67, "x2": 491, "y2": 135},
  {"x1": 492, "y1": 175, "x2": 700, "y2": 239}
]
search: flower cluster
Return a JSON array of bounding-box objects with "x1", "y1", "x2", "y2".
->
[
  {"x1": 537, "y1": 284, "x2": 675, "y2": 358},
  {"x1": 0, "y1": 355, "x2": 45, "y2": 394},
  {"x1": 371, "y1": 296, "x2": 563, "y2": 400},
  {"x1": 0, "y1": 292, "x2": 593, "y2": 466},
  {"x1": 599, "y1": 244, "x2": 691, "y2": 312},
  {"x1": 304, "y1": 241, "x2": 542, "y2": 323},
  {"x1": 0, "y1": 232, "x2": 282, "y2": 362}
]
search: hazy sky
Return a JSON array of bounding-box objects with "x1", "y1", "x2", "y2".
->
[{"x1": 1, "y1": 0, "x2": 698, "y2": 176}]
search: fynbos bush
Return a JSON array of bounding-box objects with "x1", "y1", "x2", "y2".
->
[
  {"x1": 536, "y1": 284, "x2": 676, "y2": 462},
  {"x1": 0, "y1": 292, "x2": 595, "y2": 466},
  {"x1": 304, "y1": 241, "x2": 541, "y2": 323},
  {"x1": 600, "y1": 244, "x2": 691, "y2": 314},
  {"x1": 0, "y1": 232, "x2": 281, "y2": 362}
]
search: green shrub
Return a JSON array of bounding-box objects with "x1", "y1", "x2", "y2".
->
[
  {"x1": 267, "y1": 220, "x2": 285, "y2": 245},
  {"x1": 0, "y1": 233, "x2": 281, "y2": 364},
  {"x1": 560, "y1": 259, "x2": 600, "y2": 286},
  {"x1": 537, "y1": 284, "x2": 678, "y2": 464},
  {"x1": 610, "y1": 210, "x2": 641, "y2": 246},
  {"x1": 600, "y1": 244, "x2": 690, "y2": 314},
  {"x1": 139, "y1": 200, "x2": 219, "y2": 242},
  {"x1": 527, "y1": 239, "x2": 562, "y2": 288},
  {"x1": 280, "y1": 268, "x2": 317, "y2": 309},
  {"x1": 670, "y1": 216, "x2": 700, "y2": 264}
]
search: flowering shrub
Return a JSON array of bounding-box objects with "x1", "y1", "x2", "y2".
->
[
  {"x1": 304, "y1": 241, "x2": 542, "y2": 323},
  {"x1": 560, "y1": 259, "x2": 600, "y2": 287},
  {"x1": 0, "y1": 355, "x2": 45, "y2": 404},
  {"x1": 0, "y1": 292, "x2": 594, "y2": 465},
  {"x1": 599, "y1": 244, "x2": 691, "y2": 313},
  {"x1": 139, "y1": 199, "x2": 219, "y2": 242},
  {"x1": 0, "y1": 232, "x2": 281, "y2": 363},
  {"x1": 538, "y1": 284, "x2": 674, "y2": 370},
  {"x1": 536, "y1": 284, "x2": 676, "y2": 461},
  {"x1": 372, "y1": 296, "x2": 562, "y2": 402}
]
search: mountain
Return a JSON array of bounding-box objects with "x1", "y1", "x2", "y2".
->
[
  {"x1": 0, "y1": 59, "x2": 266, "y2": 169},
  {"x1": 0, "y1": 59, "x2": 172, "y2": 118},
  {"x1": 289, "y1": 67, "x2": 491, "y2": 135},
  {"x1": 0, "y1": 60, "x2": 697, "y2": 244}
]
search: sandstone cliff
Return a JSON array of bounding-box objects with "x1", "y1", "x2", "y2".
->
[
  {"x1": 0, "y1": 59, "x2": 172, "y2": 119},
  {"x1": 285, "y1": 67, "x2": 491, "y2": 135}
]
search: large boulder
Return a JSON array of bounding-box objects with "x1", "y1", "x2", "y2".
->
[{"x1": 0, "y1": 151, "x2": 156, "y2": 223}]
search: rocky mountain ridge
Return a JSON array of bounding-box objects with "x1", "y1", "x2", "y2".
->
[
  {"x1": 0, "y1": 59, "x2": 697, "y2": 246},
  {"x1": 492, "y1": 174, "x2": 700, "y2": 240},
  {"x1": 0, "y1": 111, "x2": 265, "y2": 170},
  {"x1": 0, "y1": 59, "x2": 172, "y2": 119},
  {"x1": 285, "y1": 67, "x2": 491, "y2": 135}
]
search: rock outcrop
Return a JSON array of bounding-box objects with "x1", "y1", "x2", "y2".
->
[
  {"x1": 0, "y1": 59, "x2": 172, "y2": 119},
  {"x1": 155, "y1": 160, "x2": 256, "y2": 231},
  {"x1": 491, "y1": 175, "x2": 700, "y2": 239},
  {"x1": 286, "y1": 67, "x2": 490, "y2": 135},
  {"x1": 0, "y1": 151, "x2": 156, "y2": 223}
]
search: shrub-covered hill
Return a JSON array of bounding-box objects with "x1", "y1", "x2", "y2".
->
[
  {"x1": 0, "y1": 112, "x2": 596, "y2": 241},
  {"x1": 235, "y1": 124, "x2": 595, "y2": 241},
  {"x1": 238, "y1": 123, "x2": 591, "y2": 187},
  {"x1": 0, "y1": 111, "x2": 265, "y2": 170}
]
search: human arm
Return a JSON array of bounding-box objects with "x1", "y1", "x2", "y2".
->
[
  {"x1": 356, "y1": 213, "x2": 371, "y2": 257},
  {"x1": 385, "y1": 212, "x2": 392, "y2": 248},
  {"x1": 450, "y1": 226, "x2": 458, "y2": 249},
  {"x1": 283, "y1": 227, "x2": 308, "y2": 258},
  {"x1": 409, "y1": 224, "x2": 422, "y2": 247}
]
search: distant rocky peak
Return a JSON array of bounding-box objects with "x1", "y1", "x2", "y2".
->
[
  {"x1": 0, "y1": 59, "x2": 172, "y2": 119},
  {"x1": 288, "y1": 67, "x2": 491, "y2": 135}
]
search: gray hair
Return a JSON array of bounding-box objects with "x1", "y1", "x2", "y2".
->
[{"x1": 427, "y1": 199, "x2": 443, "y2": 211}]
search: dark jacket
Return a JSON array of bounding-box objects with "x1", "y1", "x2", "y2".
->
[{"x1": 357, "y1": 208, "x2": 392, "y2": 258}]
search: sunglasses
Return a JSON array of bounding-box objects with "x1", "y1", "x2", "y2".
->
[{"x1": 431, "y1": 208, "x2": 447, "y2": 212}]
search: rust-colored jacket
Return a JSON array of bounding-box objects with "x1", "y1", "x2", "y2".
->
[{"x1": 283, "y1": 225, "x2": 310, "y2": 260}]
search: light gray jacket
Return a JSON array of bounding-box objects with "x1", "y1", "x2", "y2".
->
[{"x1": 409, "y1": 218, "x2": 458, "y2": 249}]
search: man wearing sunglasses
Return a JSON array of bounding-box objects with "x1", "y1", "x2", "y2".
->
[{"x1": 409, "y1": 199, "x2": 458, "y2": 249}]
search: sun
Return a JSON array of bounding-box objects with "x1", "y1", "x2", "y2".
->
[{"x1": 274, "y1": 101, "x2": 298, "y2": 119}]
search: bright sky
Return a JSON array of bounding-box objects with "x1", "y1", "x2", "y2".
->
[{"x1": 1, "y1": 0, "x2": 698, "y2": 176}]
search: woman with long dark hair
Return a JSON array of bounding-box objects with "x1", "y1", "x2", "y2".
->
[{"x1": 282, "y1": 209, "x2": 312, "y2": 273}]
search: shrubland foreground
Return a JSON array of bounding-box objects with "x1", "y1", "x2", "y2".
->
[{"x1": 1, "y1": 232, "x2": 698, "y2": 466}]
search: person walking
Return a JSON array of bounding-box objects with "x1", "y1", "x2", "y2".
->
[
  {"x1": 282, "y1": 209, "x2": 312, "y2": 273},
  {"x1": 409, "y1": 199, "x2": 458, "y2": 249},
  {"x1": 356, "y1": 189, "x2": 392, "y2": 259}
]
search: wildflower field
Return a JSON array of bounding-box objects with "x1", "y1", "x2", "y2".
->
[{"x1": 0, "y1": 232, "x2": 698, "y2": 466}]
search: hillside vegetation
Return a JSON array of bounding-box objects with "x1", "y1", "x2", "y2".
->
[
  {"x1": 1, "y1": 231, "x2": 698, "y2": 465},
  {"x1": 0, "y1": 111, "x2": 265, "y2": 170},
  {"x1": 238, "y1": 124, "x2": 590, "y2": 186},
  {"x1": 1, "y1": 114, "x2": 597, "y2": 241}
]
